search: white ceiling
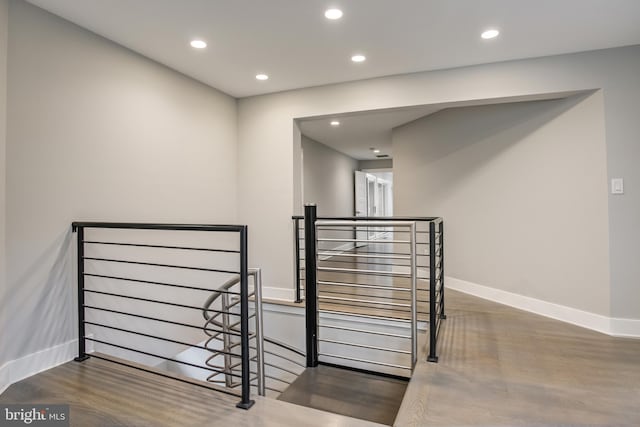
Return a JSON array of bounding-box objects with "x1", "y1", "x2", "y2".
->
[
  {"x1": 298, "y1": 91, "x2": 585, "y2": 160},
  {"x1": 23, "y1": 1, "x2": 640, "y2": 160},
  {"x1": 299, "y1": 105, "x2": 442, "y2": 160},
  {"x1": 26, "y1": 0, "x2": 640, "y2": 98}
]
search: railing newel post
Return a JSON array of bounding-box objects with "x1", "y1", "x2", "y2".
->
[
  {"x1": 428, "y1": 220, "x2": 439, "y2": 363},
  {"x1": 410, "y1": 222, "x2": 418, "y2": 370},
  {"x1": 74, "y1": 224, "x2": 89, "y2": 362},
  {"x1": 253, "y1": 269, "x2": 266, "y2": 396},
  {"x1": 439, "y1": 220, "x2": 446, "y2": 320},
  {"x1": 304, "y1": 205, "x2": 319, "y2": 367},
  {"x1": 236, "y1": 225, "x2": 255, "y2": 409}
]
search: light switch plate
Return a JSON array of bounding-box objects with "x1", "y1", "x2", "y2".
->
[{"x1": 611, "y1": 178, "x2": 624, "y2": 195}]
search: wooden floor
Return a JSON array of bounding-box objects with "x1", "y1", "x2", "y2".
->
[
  {"x1": 278, "y1": 364, "x2": 407, "y2": 425},
  {"x1": 2, "y1": 290, "x2": 640, "y2": 426},
  {"x1": 0, "y1": 357, "x2": 381, "y2": 427},
  {"x1": 395, "y1": 289, "x2": 640, "y2": 426}
]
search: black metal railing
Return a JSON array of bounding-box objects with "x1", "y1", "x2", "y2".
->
[
  {"x1": 428, "y1": 218, "x2": 446, "y2": 362},
  {"x1": 72, "y1": 222, "x2": 255, "y2": 410},
  {"x1": 295, "y1": 205, "x2": 445, "y2": 371},
  {"x1": 293, "y1": 214, "x2": 440, "y2": 308}
]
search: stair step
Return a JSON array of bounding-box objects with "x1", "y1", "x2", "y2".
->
[{"x1": 277, "y1": 364, "x2": 408, "y2": 425}]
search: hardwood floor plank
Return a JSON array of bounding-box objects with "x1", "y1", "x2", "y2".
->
[
  {"x1": 0, "y1": 357, "x2": 381, "y2": 427},
  {"x1": 395, "y1": 289, "x2": 640, "y2": 426}
]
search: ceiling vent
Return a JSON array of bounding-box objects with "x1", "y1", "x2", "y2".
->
[{"x1": 376, "y1": 154, "x2": 390, "y2": 158}]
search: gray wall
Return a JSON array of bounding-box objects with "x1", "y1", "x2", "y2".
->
[
  {"x1": 237, "y1": 45, "x2": 640, "y2": 320},
  {"x1": 359, "y1": 159, "x2": 392, "y2": 170},
  {"x1": 4, "y1": 1, "x2": 238, "y2": 362},
  {"x1": 302, "y1": 135, "x2": 358, "y2": 216},
  {"x1": 0, "y1": 0, "x2": 8, "y2": 370},
  {"x1": 393, "y1": 94, "x2": 610, "y2": 315}
]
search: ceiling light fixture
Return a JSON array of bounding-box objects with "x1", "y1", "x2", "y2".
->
[
  {"x1": 351, "y1": 54, "x2": 366, "y2": 63},
  {"x1": 373, "y1": 149, "x2": 381, "y2": 154},
  {"x1": 190, "y1": 40, "x2": 207, "y2": 49},
  {"x1": 481, "y1": 29, "x2": 500, "y2": 39},
  {"x1": 324, "y1": 8, "x2": 343, "y2": 20},
  {"x1": 255, "y1": 74, "x2": 269, "y2": 81},
  {"x1": 330, "y1": 120, "x2": 340, "y2": 126}
]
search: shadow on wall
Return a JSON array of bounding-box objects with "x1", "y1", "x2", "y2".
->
[
  {"x1": 393, "y1": 90, "x2": 610, "y2": 315},
  {"x1": 4, "y1": 228, "x2": 74, "y2": 361},
  {"x1": 409, "y1": 93, "x2": 593, "y2": 200}
]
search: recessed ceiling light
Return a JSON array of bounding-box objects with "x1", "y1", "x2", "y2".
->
[
  {"x1": 190, "y1": 40, "x2": 207, "y2": 49},
  {"x1": 324, "y1": 8, "x2": 343, "y2": 20},
  {"x1": 330, "y1": 121, "x2": 340, "y2": 126},
  {"x1": 481, "y1": 29, "x2": 500, "y2": 39},
  {"x1": 256, "y1": 74, "x2": 269, "y2": 81},
  {"x1": 373, "y1": 149, "x2": 381, "y2": 154},
  {"x1": 351, "y1": 54, "x2": 366, "y2": 63}
]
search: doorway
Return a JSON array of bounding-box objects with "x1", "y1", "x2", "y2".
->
[{"x1": 355, "y1": 170, "x2": 393, "y2": 241}]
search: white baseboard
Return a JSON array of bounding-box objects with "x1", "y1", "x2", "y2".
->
[
  {"x1": 446, "y1": 277, "x2": 640, "y2": 338},
  {"x1": 262, "y1": 300, "x2": 304, "y2": 315},
  {"x1": 0, "y1": 338, "x2": 78, "y2": 395},
  {"x1": 263, "y1": 286, "x2": 294, "y2": 301},
  {"x1": 610, "y1": 317, "x2": 640, "y2": 338}
]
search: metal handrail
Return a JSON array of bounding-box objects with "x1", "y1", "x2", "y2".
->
[
  {"x1": 72, "y1": 221, "x2": 246, "y2": 233},
  {"x1": 202, "y1": 268, "x2": 265, "y2": 396},
  {"x1": 292, "y1": 215, "x2": 440, "y2": 221},
  {"x1": 202, "y1": 271, "x2": 258, "y2": 321},
  {"x1": 202, "y1": 270, "x2": 306, "y2": 396}
]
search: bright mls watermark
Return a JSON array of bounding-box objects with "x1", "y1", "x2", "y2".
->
[{"x1": 1, "y1": 405, "x2": 69, "y2": 426}]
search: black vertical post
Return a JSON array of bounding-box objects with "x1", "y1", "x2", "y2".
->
[
  {"x1": 74, "y1": 225, "x2": 89, "y2": 362},
  {"x1": 294, "y1": 218, "x2": 302, "y2": 303},
  {"x1": 236, "y1": 226, "x2": 255, "y2": 410},
  {"x1": 304, "y1": 204, "x2": 319, "y2": 367},
  {"x1": 427, "y1": 221, "x2": 439, "y2": 363},
  {"x1": 439, "y1": 220, "x2": 446, "y2": 320}
]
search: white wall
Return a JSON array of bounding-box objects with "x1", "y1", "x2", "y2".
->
[
  {"x1": 302, "y1": 135, "x2": 357, "y2": 216},
  {"x1": 4, "y1": 0, "x2": 238, "y2": 368},
  {"x1": 393, "y1": 94, "x2": 610, "y2": 315},
  {"x1": 237, "y1": 45, "x2": 640, "y2": 321},
  {"x1": 0, "y1": 0, "x2": 9, "y2": 375}
]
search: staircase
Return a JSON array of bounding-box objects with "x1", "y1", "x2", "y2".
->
[{"x1": 201, "y1": 268, "x2": 306, "y2": 398}]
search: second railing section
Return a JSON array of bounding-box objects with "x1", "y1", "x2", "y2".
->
[{"x1": 295, "y1": 205, "x2": 445, "y2": 375}]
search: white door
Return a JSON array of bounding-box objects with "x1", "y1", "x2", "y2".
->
[
  {"x1": 366, "y1": 174, "x2": 379, "y2": 238},
  {"x1": 354, "y1": 171, "x2": 368, "y2": 245}
]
